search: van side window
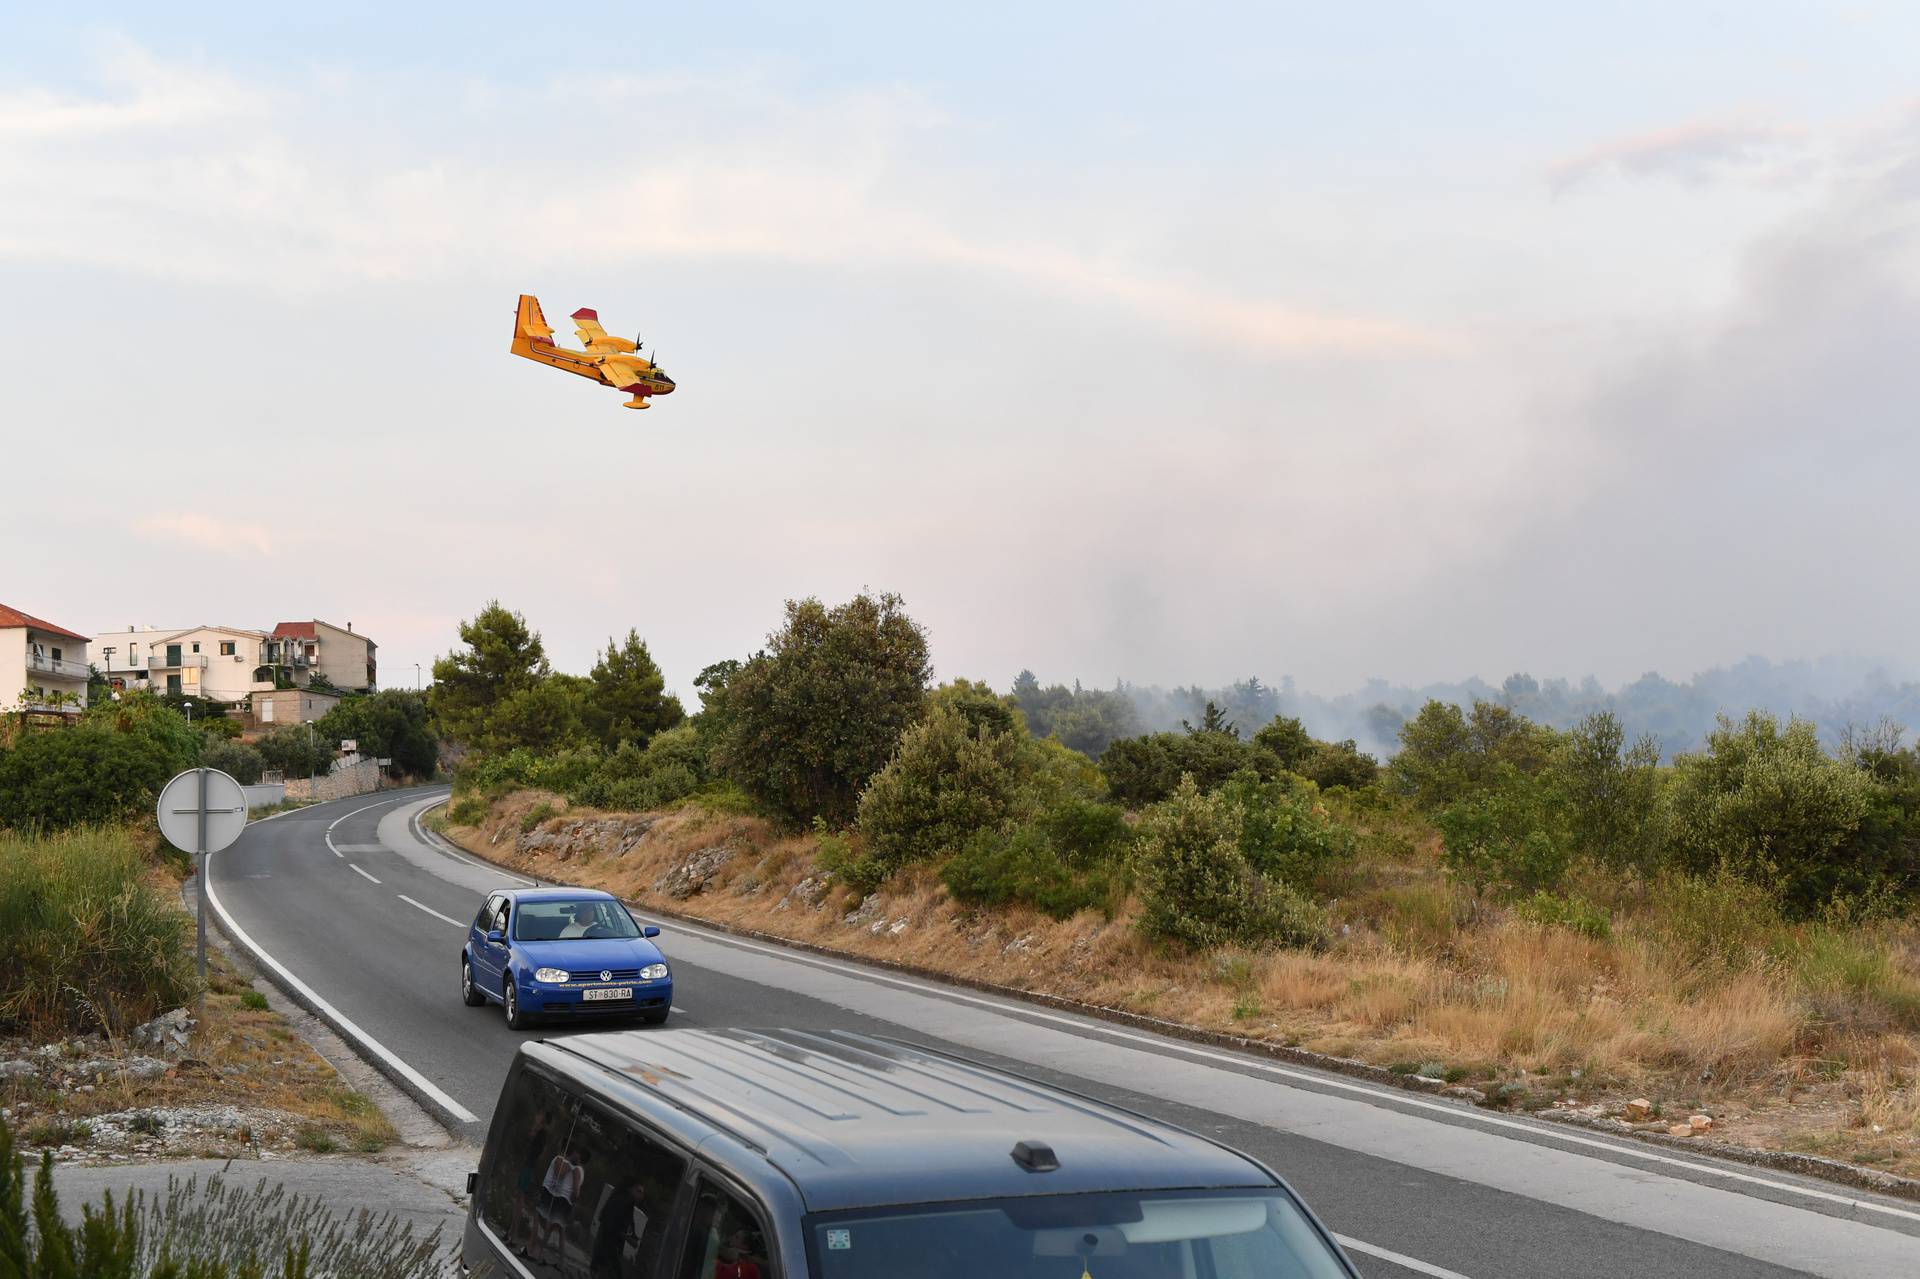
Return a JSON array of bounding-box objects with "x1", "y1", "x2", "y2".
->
[
  {"x1": 582, "y1": 1103, "x2": 688, "y2": 1279},
  {"x1": 479, "y1": 1067, "x2": 574, "y2": 1261},
  {"x1": 677, "y1": 1182, "x2": 772, "y2": 1279}
]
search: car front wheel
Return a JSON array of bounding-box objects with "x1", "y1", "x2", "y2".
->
[
  {"x1": 461, "y1": 957, "x2": 486, "y2": 1007},
  {"x1": 503, "y1": 978, "x2": 530, "y2": 1030}
]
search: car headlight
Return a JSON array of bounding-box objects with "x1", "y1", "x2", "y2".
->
[
  {"x1": 533, "y1": 967, "x2": 569, "y2": 984},
  {"x1": 641, "y1": 963, "x2": 669, "y2": 981}
]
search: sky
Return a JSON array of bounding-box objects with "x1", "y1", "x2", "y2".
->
[{"x1": 5, "y1": 3, "x2": 1920, "y2": 703}]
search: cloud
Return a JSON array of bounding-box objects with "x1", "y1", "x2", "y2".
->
[
  {"x1": 0, "y1": 46, "x2": 1452, "y2": 358},
  {"x1": 1548, "y1": 118, "x2": 1803, "y2": 194},
  {"x1": 0, "y1": 46, "x2": 262, "y2": 138},
  {"x1": 135, "y1": 513, "x2": 277, "y2": 557}
]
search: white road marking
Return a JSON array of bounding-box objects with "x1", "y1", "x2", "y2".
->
[
  {"x1": 398, "y1": 894, "x2": 467, "y2": 928},
  {"x1": 349, "y1": 863, "x2": 381, "y2": 884},
  {"x1": 1335, "y1": 1235, "x2": 1473, "y2": 1278},
  {"x1": 666, "y1": 924, "x2": 1920, "y2": 1227},
  {"x1": 324, "y1": 794, "x2": 415, "y2": 859},
  {"x1": 203, "y1": 849, "x2": 479, "y2": 1125}
]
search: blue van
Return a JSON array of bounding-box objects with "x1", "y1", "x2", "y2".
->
[{"x1": 460, "y1": 1027, "x2": 1357, "y2": 1279}]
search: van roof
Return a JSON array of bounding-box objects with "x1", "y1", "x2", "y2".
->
[{"x1": 549, "y1": 1027, "x2": 1275, "y2": 1212}]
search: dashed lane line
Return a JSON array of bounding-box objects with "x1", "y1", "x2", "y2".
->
[
  {"x1": 1335, "y1": 1236, "x2": 1473, "y2": 1278},
  {"x1": 398, "y1": 893, "x2": 467, "y2": 928},
  {"x1": 203, "y1": 847, "x2": 479, "y2": 1126}
]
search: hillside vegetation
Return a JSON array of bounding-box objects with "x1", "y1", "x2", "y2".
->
[{"x1": 434, "y1": 594, "x2": 1920, "y2": 1177}]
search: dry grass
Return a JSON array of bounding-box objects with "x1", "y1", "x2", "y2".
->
[
  {"x1": 0, "y1": 865, "x2": 396, "y2": 1158},
  {"x1": 450, "y1": 789, "x2": 1920, "y2": 1178}
]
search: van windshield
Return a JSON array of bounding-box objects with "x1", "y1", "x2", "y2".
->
[{"x1": 806, "y1": 1191, "x2": 1350, "y2": 1279}]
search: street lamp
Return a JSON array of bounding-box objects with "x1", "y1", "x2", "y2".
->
[
  {"x1": 183, "y1": 700, "x2": 194, "y2": 726},
  {"x1": 414, "y1": 662, "x2": 422, "y2": 690}
]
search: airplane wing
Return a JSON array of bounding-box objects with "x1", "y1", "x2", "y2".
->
[
  {"x1": 572, "y1": 308, "x2": 637, "y2": 354},
  {"x1": 597, "y1": 356, "x2": 651, "y2": 387}
]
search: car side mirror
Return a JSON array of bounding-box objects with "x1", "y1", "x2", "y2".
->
[
  {"x1": 642, "y1": 925, "x2": 661, "y2": 939},
  {"x1": 486, "y1": 929, "x2": 506, "y2": 945}
]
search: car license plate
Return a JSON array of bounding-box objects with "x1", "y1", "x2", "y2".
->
[{"x1": 583, "y1": 987, "x2": 632, "y2": 1002}]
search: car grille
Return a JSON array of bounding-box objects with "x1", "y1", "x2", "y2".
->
[{"x1": 568, "y1": 968, "x2": 641, "y2": 983}]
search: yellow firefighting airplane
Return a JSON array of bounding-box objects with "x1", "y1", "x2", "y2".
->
[{"x1": 509, "y1": 294, "x2": 677, "y2": 410}]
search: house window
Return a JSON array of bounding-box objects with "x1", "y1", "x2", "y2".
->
[
  {"x1": 191, "y1": 642, "x2": 201, "y2": 653},
  {"x1": 50, "y1": 647, "x2": 61, "y2": 663},
  {"x1": 220, "y1": 642, "x2": 235, "y2": 656}
]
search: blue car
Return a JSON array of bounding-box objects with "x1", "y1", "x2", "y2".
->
[{"x1": 461, "y1": 887, "x2": 673, "y2": 1029}]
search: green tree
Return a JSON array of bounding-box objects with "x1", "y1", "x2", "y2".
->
[
  {"x1": 1183, "y1": 700, "x2": 1238, "y2": 738},
  {"x1": 716, "y1": 592, "x2": 932, "y2": 826},
  {"x1": 1251, "y1": 715, "x2": 1315, "y2": 772},
  {"x1": 1391, "y1": 699, "x2": 1560, "y2": 810},
  {"x1": 1099, "y1": 731, "x2": 1270, "y2": 807},
  {"x1": 1667, "y1": 712, "x2": 1876, "y2": 913},
  {"x1": 429, "y1": 602, "x2": 551, "y2": 750},
  {"x1": 930, "y1": 679, "x2": 1021, "y2": 737},
  {"x1": 1555, "y1": 710, "x2": 1662, "y2": 870},
  {"x1": 1133, "y1": 777, "x2": 1327, "y2": 951},
  {"x1": 1435, "y1": 766, "x2": 1574, "y2": 895},
  {"x1": 200, "y1": 738, "x2": 266, "y2": 786},
  {"x1": 0, "y1": 727, "x2": 191, "y2": 831},
  {"x1": 856, "y1": 702, "x2": 1028, "y2": 880},
  {"x1": 1046, "y1": 690, "x2": 1137, "y2": 759},
  {"x1": 585, "y1": 631, "x2": 685, "y2": 749},
  {"x1": 315, "y1": 690, "x2": 439, "y2": 778},
  {"x1": 255, "y1": 726, "x2": 331, "y2": 780}
]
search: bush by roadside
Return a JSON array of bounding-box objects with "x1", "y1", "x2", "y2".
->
[
  {"x1": 0, "y1": 827, "x2": 196, "y2": 1036},
  {"x1": 0, "y1": 1116, "x2": 443, "y2": 1277}
]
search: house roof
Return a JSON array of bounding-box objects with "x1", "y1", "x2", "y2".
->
[
  {"x1": 272, "y1": 621, "x2": 317, "y2": 639},
  {"x1": 0, "y1": 604, "x2": 88, "y2": 643}
]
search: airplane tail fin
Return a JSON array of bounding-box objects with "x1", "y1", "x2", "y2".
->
[{"x1": 511, "y1": 294, "x2": 555, "y2": 353}]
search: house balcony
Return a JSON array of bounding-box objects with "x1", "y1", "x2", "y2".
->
[
  {"x1": 26, "y1": 652, "x2": 90, "y2": 681},
  {"x1": 262, "y1": 650, "x2": 311, "y2": 667},
  {"x1": 147, "y1": 654, "x2": 209, "y2": 671}
]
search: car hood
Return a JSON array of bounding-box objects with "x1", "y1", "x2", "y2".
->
[{"x1": 515, "y1": 936, "x2": 666, "y2": 971}]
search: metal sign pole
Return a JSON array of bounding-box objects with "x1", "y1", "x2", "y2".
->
[{"x1": 197, "y1": 766, "x2": 209, "y2": 1014}]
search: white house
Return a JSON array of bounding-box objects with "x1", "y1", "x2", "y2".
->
[{"x1": 1, "y1": 603, "x2": 90, "y2": 715}]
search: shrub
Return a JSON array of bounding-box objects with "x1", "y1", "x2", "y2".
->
[
  {"x1": 314, "y1": 690, "x2": 438, "y2": 778},
  {"x1": 1133, "y1": 777, "x2": 1330, "y2": 951},
  {"x1": 716, "y1": 592, "x2": 932, "y2": 826},
  {"x1": 1435, "y1": 767, "x2": 1573, "y2": 896},
  {"x1": 1637, "y1": 865, "x2": 1787, "y2": 970},
  {"x1": 201, "y1": 739, "x2": 266, "y2": 786},
  {"x1": 0, "y1": 827, "x2": 197, "y2": 1035},
  {"x1": 0, "y1": 1117, "x2": 447, "y2": 1277},
  {"x1": 1391, "y1": 700, "x2": 1560, "y2": 811},
  {"x1": 942, "y1": 826, "x2": 1120, "y2": 919},
  {"x1": 857, "y1": 703, "x2": 1026, "y2": 879},
  {"x1": 1299, "y1": 739, "x2": 1379, "y2": 790},
  {"x1": 1100, "y1": 731, "x2": 1271, "y2": 807},
  {"x1": 0, "y1": 725, "x2": 190, "y2": 832},
  {"x1": 1514, "y1": 889, "x2": 1611, "y2": 939},
  {"x1": 1034, "y1": 797, "x2": 1133, "y2": 867},
  {"x1": 1555, "y1": 710, "x2": 1664, "y2": 871},
  {"x1": 255, "y1": 727, "x2": 332, "y2": 781},
  {"x1": 1216, "y1": 773, "x2": 1355, "y2": 889},
  {"x1": 1667, "y1": 712, "x2": 1875, "y2": 914}
]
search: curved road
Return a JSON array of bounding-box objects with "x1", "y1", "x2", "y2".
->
[{"x1": 208, "y1": 786, "x2": 1920, "y2": 1279}]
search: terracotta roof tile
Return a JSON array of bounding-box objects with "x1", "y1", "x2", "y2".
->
[{"x1": 0, "y1": 604, "x2": 88, "y2": 643}]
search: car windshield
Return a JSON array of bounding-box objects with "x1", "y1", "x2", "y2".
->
[
  {"x1": 807, "y1": 1191, "x2": 1349, "y2": 1279},
  {"x1": 512, "y1": 898, "x2": 642, "y2": 941}
]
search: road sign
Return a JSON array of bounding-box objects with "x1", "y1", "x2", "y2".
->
[
  {"x1": 156, "y1": 768, "x2": 249, "y2": 1003},
  {"x1": 157, "y1": 768, "x2": 248, "y2": 855}
]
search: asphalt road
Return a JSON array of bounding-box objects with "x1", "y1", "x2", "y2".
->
[{"x1": 207, "y1": 785, "x2": 1920, "y2": 1279}]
